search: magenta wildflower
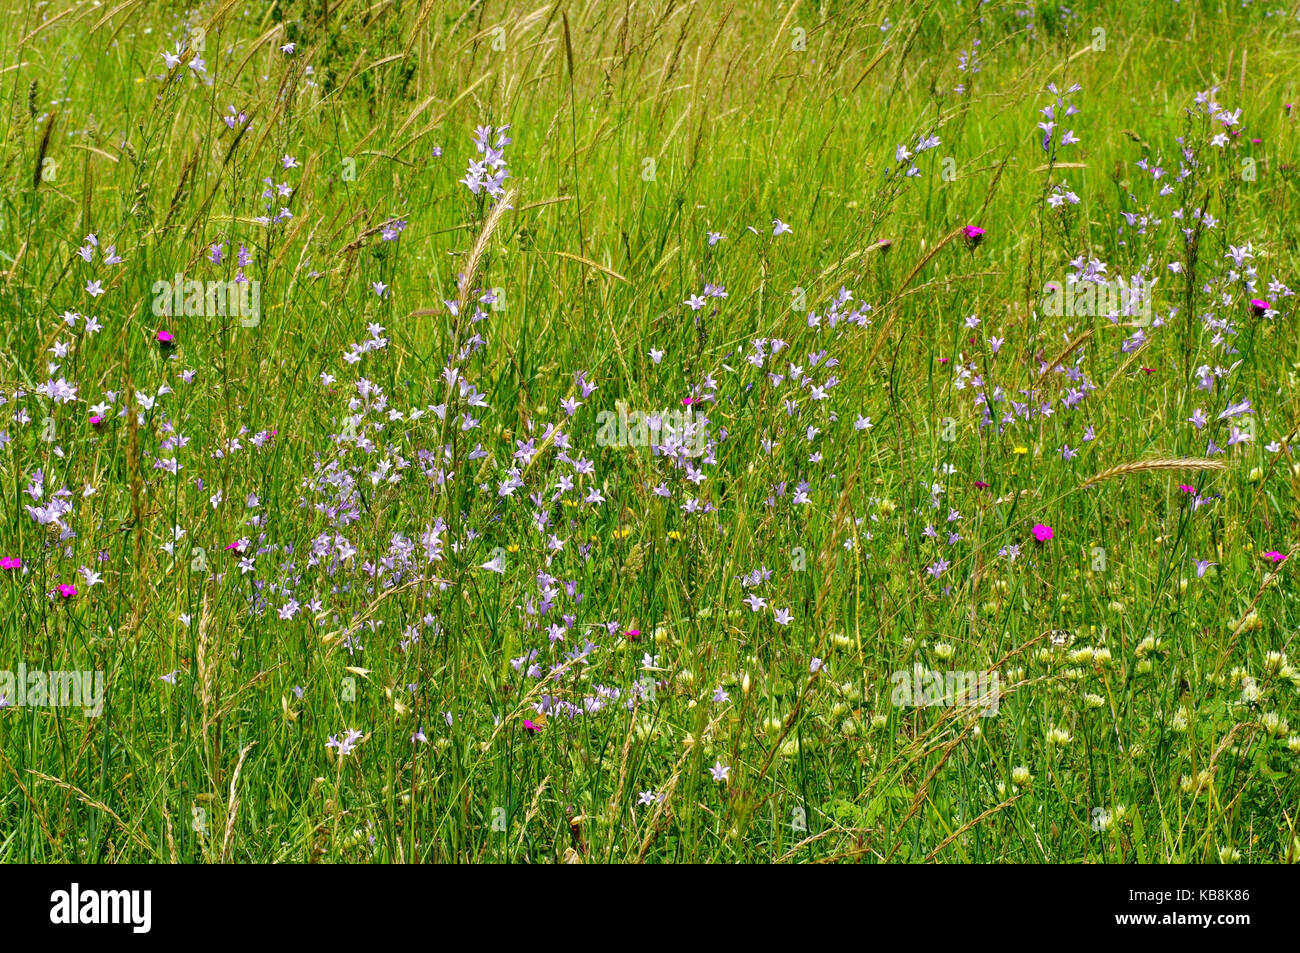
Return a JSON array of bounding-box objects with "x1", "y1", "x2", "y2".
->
[
  {"x1": 1251, "y1": 298, "x2": 1273, "y2": 317},
  {"x1": 1262, "y1": 550, "x2": 1286, "y2": 563},
  {"x1": 56, "y1": 583, "x2": 77, "y2": 599},
  {"x1": 0, "y1": 557, "x2": 21, "y2": 570},
  {"x1": 963, "y1": 225, "x2": 986, "y2": 248},
  {"x1": 157, "y1": 329, "x2": 175, "y2": 348},
  {"x1": 1032, "y1": 523, "x2": 1054, "y2": 543}
]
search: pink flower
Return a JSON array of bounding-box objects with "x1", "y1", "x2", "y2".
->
[
  {"x1": 523, "y1": 719, "x2": 543, "y2": 733},
  {"x1": 56, "y1": 583, "x2": 77, "y2": 598},
  {"x1": 682, "y1": 397, "x2": 695, "y2": 406},
  {"x1": 1250, "y1": 299, "x2": 1273, "y2": 317},
  {"x1": 973, "y1": 480, "x2": 990, "y2": 489},
  {"x1": 1262, "y1": 550, "x2": 1286, "y2": 563},
  {"x1": 1179, "y1": 485, "x2": 1196, "y2": 494},
  {"x1": 963, "y1": 225, "x2": 986, "y2": 247},
  {"x1": 1032, "y1": 523, "x2": 1054, "y2": 543},
  {"x1": 0, "y1": 557, "x2": 21, "y2": 570},
  {"x1": 157, "y1": 330, "x2": 175, "y2": 347}
]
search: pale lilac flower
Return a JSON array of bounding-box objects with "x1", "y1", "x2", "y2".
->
[{"x1": 326, "y1": 729, "x2": 364, "y2": 756}]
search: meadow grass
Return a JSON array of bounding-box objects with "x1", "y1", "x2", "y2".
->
[{"x1": 0, "y1": 0, "x2": 1298, "y2": 863}]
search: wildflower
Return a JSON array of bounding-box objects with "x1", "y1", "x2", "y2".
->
[
  {"x1": 1032, "y1": 523, "x2": 1053, "y2": 543},
  {"x1": 1262, "y1": 550, "x2": 1286, "y2": 563},
  {"x1": 157, "y1": 330, "x2": 175, "y2": 349},
  {"x1": 326, "y1": 729, "x2": 364, "y2": 756},
  {"x1": 710, "y1": 761, "x2": 730, "y2": 782},
  {"x1": 1046, "y1": 727, "x2": 1072, "y2": 746},
  {"x1": 1250, "y1": 298, "x2": 1273, "y2": 317},
  {"x1": 56, "y1": 583, "x2": 77, "y2": 598},
  {"x1": 962, "y1": 225, "x2": 985, "y2": 248},
  {"x1": 523, "y1": 719, "x2": 543, "y2": 733}
]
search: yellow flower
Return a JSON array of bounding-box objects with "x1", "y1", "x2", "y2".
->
[{"x1": 1012, "y1": 446, "x2": 1028, "y2": 455}]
